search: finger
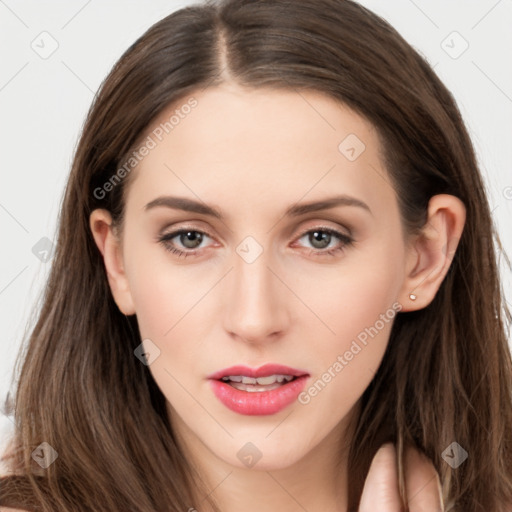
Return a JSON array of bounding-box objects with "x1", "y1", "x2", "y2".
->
[
  {"x1": 404, "y1": 445, "x2": 444, "y2": 512},
  {"x1": 359, "y1": 443, "x2": 403, "y2": 512}
]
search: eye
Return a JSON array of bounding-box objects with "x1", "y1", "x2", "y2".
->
[
  {"x1": 157, "y1": 226, "x2": 354, "y2": 259},
  {"x1": 293, "y1": 227, "x2": 354, "y2": 257},
  {"x1": 157, "y1": 228, "x2": 214, "y2": 258}
]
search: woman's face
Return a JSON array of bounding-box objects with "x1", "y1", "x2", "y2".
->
[{"x1": 109, "y1": 84, "x2": 413, "y2": 471}]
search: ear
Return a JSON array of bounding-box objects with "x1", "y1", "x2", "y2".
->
[
  {"x1": 398, "y1": 194, "x2": 466, "y2": 312},
  {"x1": 89, "y1": 209, "x2": 136, "y2": 316}
]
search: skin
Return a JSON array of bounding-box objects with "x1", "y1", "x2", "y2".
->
[{"x1": 90, "y1": 83, "x2": 465, "y2": 511}]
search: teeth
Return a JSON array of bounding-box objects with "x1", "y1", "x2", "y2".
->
[
  {"x1": 254, "y1": 375, "x2": 277, "y2": 385},
  {"x1": 221, "y1": 374, "x2": 295, "y2": 385},
  {"x1": 230, "y1": 382, "x2": 283, "y2": 392}
]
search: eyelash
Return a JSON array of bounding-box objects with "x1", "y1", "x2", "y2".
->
[{"x1": 157, "y1": 226, "x2": 354, "y2": 259}]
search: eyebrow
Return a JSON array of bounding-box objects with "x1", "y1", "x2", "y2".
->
[{"x1": 143, "y1": 194, "x2": 372, "y2": 218}]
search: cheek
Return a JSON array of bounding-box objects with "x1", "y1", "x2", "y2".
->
[
  {"x1": 296, "y1": 320, "x2": 394, "y2": 443},
  {"x1": 127, "y1": 258, "x2": 212, "y2": 417},
  {"x1": 291, "y1": 240, "x2": 403, "y2": 346},
  {"x1": 295, "y1": 282, "x2": 398, "y2": 438},
  {"x1": 125, "y1": 238, "x2": 213, "y2": 339},
  {"x1": 128, "y1": 273, "x2": 176, "y2": 340},
  {"x1": 292, "y1": 245, "x2": 403, "y2": 416},
  {"x1": 125, "y1": 246, "x2": 217, "y2": 389}
]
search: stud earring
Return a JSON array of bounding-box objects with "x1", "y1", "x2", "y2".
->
[{"x1": 409, "y1": 293, "x2": 417, "y2": 301}]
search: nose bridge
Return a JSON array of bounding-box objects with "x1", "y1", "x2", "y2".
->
[{"x1": 224, "y1": 239, "x2": 288, "y2": 342}]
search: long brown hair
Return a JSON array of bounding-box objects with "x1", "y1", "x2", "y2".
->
[{"x1": 1, "y1": 0, "x2": 511, "y2": 510}]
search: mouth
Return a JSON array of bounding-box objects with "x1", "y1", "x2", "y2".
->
[
  {"x1": 207, "y1": 364, "x2": 310, "y2": 415},
  {"x1": 219, "y1": 374, "x2": 297, "y2": 392}
]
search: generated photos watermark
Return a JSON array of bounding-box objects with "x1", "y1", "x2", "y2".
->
[
  {"x1": 298, "y1": 301, "x2": 403, "y2": 405},
  {"x1": 93, "y1": 97, "x2": 198, "y2": 200}
]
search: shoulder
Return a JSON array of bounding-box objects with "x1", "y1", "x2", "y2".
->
[{"x1": 0, "y1": 508, "x2": 30, "y2": 512}]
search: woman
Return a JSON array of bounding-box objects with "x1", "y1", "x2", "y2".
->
[{"x1": 1, "y1": 0, "x2": 511, "y2": 510}]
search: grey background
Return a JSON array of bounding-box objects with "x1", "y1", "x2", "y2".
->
[{"x1": 1, "y1": 0, "x2": 511, "y2": 452}]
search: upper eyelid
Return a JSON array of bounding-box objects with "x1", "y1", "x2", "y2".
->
[
  {"x1": 159, "y1": 223, "x2": 349, "y2": 237},
  {"x1": 295, "y1": 224, "x2": 351, "y2": 238},
  {"x1": 160, "y1": 216, "x2": 352, "y2": 235},
  {"x1": 160, "y1": 224, "x2": 351, "y2": 248},
  {"x1": 160, "y1": 226, "x2": 215, "y2": 242}
]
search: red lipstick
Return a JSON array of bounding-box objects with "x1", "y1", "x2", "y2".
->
[{"x1": 207, "y1": 363, "x2": 310, "y2": 416}]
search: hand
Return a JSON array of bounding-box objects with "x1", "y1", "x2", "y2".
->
[{"x1": 359, "y1": 442, "x2": 444, "y2": 512}]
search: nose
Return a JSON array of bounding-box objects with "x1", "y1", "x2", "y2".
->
[{"x1": 223, "y1": 248, "x2": 290, "y2": 345}]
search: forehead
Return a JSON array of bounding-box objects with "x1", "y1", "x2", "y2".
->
[{"x1": 125, "y1": 84, "x2": 397, "y2": 219}]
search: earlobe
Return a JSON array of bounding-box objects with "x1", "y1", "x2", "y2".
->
[
  {"x1": 399, "y1": 194, "x2": 466, "y2": 312},
  {"x1": 89, "y1": 209, "x2": 136, "y2": 316}
]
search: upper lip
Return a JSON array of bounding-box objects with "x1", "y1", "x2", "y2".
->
[{"x1": 207, "y1": 363, "x2": 309, "y2": 380}]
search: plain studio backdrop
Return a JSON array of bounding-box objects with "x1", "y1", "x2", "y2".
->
[{"x1": 0, "y1": 0, "x2": 511, "y2": 454}]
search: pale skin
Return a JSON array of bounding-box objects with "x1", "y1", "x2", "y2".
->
[{"x1": 88, "y1": 84, "x2": 465, "y2": 511}]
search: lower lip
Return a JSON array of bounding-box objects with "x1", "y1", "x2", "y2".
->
[{"x1": 208, "y1": 376, "x2": 309, "y2": 416}]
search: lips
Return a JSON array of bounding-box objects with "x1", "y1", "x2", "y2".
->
[
  {"x1": 207, "y1": 363, "x2": 310, "y2": 416},
  {"x1": 207, "y1": 363, "x2": 309, "y2": 380}
]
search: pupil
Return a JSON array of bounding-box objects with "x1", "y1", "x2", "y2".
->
[
  {"x1": 181, "y1": 231, "x2": 202, "y2": 249},
  {"x1": 310, "y1": 231, "x2": 330, "y2": 249}
]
